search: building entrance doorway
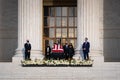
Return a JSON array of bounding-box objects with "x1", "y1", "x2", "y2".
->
[{"x1": 43, "y1": 0, "x2": 77, "y2": 54}]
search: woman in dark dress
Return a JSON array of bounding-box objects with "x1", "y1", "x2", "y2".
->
[{"x1": 68, "y1": 43, "x2": 74, "y2": 60}]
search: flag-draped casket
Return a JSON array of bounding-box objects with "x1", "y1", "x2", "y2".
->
[{"x1": 52, "y1": 44, "x2": 64, "y2": 53}]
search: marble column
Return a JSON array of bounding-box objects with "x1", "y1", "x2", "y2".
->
[
  {"x1": 13, "y1": 0, "x2": 44, "y2": 62},
  {"x1": 74, "y1": 0, "x2": 103, "y2": 59}
]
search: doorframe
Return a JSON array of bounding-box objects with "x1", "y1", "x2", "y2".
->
[
  {"x1": 42, "y1": 0, "x2": 77, "y2": 53},
  {"x1": 43, "y1": 37, "x2": 55, "y2": 54}
]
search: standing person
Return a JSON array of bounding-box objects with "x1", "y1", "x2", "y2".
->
[
  {"x1": 45, "y1": 44, "x2": 51, "y2": 60},
  {"x1": 82, "y1": 37, "x2": 90, "y2": 60},
  {"x1": 24, "y1": 40, "x2": 31, "y2": 60},
  {"x1": 68, "y1": 43, "x2": 74, "y2": 60},
  {"x1": 63, "y1": 42, "x2": 69, "y2": 59}
]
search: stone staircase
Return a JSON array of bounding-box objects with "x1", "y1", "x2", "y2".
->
[{"x1": 0, "y1": 54, "x2": 120, "y2": 80}]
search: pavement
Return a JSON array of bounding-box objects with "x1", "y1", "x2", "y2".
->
[{"x1": 0, "y1": 55, "x2": 120, "y2": 80}]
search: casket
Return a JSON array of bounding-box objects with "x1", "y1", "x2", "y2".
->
[
  {"x1": 52, "y1": 49, "x2": 64, "y2": 53},
  {"x1": 52, "y1": 44, "x2": 64, "y2": 53}
]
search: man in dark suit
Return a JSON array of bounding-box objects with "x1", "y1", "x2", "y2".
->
[
  {"x1": 24, "y1": 40, "x2": 31, "y2": 60},
  {"x1": 63, "y1": 42, "x2": 69, "y2": 59},
  {"x1": 82, "y1": 37, "x2": 90, "y2": 60}
]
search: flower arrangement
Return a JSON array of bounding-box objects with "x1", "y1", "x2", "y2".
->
[
  {"x1": 21, "y1": 59, "x2": 93, "y2": 67},
  {"x1": 70, "y1": 59, "x2": 93, "y2": 66}
]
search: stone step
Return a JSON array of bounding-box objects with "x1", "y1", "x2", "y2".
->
[{"x1": 0, "y1": 56, "x2": 120, "y2": 80}]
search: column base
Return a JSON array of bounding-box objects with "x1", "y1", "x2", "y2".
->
[
  {"x1": 72, "y1": 50, "x2": 103, "y2": 60},
  {"x1": 73, "y1": 50, "x2": 83, "y2": 60},
  {"x1": 89, "y1": 50, "x2": 103, "y2": 56},
  {"x1": 12, "y1": 50, "x2": 44, "y2": 63}
]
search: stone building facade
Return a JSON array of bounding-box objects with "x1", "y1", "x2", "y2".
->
[{"x1": 0, "y1": 0, "x2": 120, "y2": 62}]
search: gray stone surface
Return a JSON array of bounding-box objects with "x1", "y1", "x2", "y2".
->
[
  {"x1": 0, "y1": 56, "x2": 120, "y2": 80},
  {"x1": 104, "y1": 0, "x2": 120, "y2": 61},
  {"x1": 0, "y1": 0, "x2": 18, "y2": 61}
]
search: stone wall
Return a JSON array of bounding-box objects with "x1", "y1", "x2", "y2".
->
[
  {"x1": 104, "y1": 0, "x2": 120, "y2": 61},
  {"x1": 0, "y1": 0, "x2": 18, "y2": 61}
]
